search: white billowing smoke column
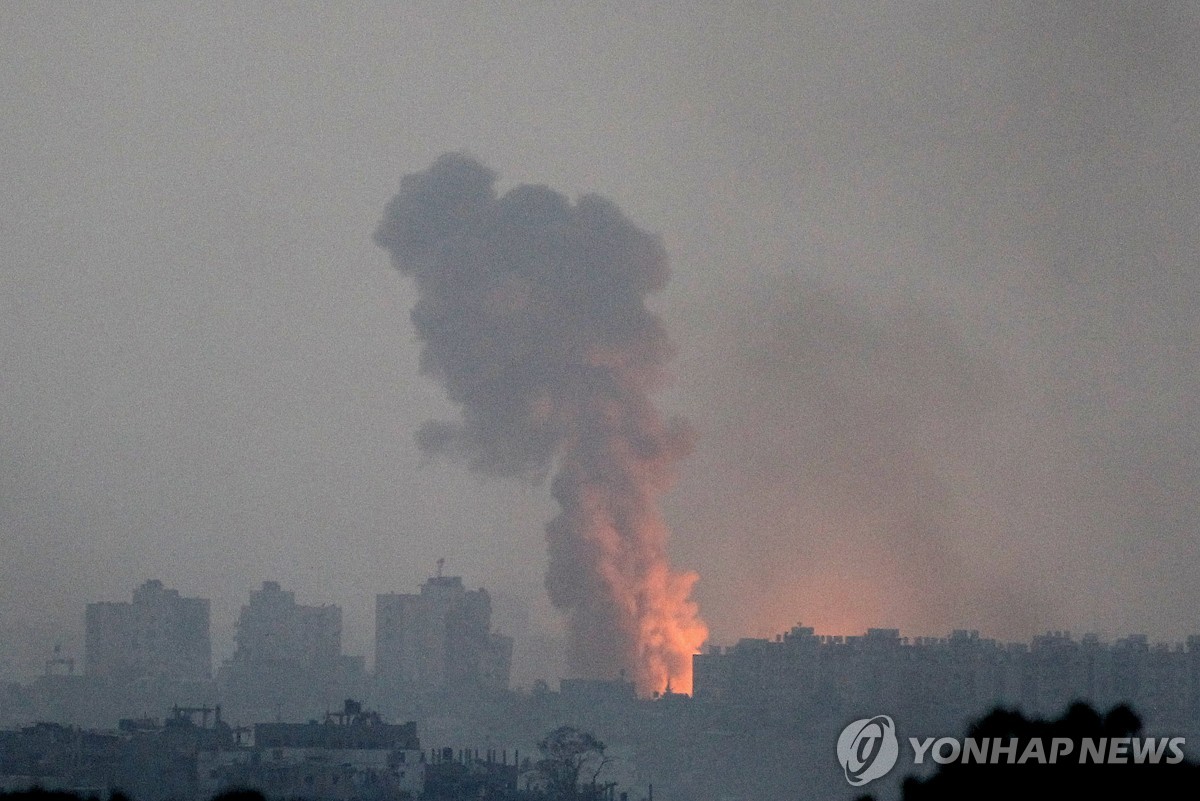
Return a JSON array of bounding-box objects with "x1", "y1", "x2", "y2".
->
[{"x1": 374, "y1": 154, "x2": 707, "y2": 694}]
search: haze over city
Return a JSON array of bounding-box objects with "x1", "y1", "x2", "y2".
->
[{"x1": 4, "y1": 2, "x2": 1200, "y2": 689}]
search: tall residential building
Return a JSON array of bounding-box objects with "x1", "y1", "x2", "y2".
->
[
  {"x1": 84, "y1": 579, "x2": 211, "y2": 682},
  {"x1": 375, "y1": 574, "x2": 513, "y2": 695},
  {"x1": 219, "y1": 581, "x2": 361, "y2": 710},
  {"x1": 229, "y1": 581, "x2": 342, "y2": 668}
]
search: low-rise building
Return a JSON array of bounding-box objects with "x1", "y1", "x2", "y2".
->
[{"x1": 200, "y1": 700, "x2": 423, "y2": 801}]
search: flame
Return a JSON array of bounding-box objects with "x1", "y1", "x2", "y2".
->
[
  {"x1": 548, "y1": 429, "x2": 707, "y2": 697},
  {"x1": 638, "y1": 564, "x2": 708, "y2": 695}
]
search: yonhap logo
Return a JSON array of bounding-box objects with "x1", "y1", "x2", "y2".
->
[
  {"x1": 834, "y1": 712, "x2": 1187, "y2": 789},
  {"x1": 837, "y1": 715, "x2": 899, "y2": 786}
]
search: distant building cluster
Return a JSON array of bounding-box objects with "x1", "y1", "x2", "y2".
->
[
  {"x1": 694, "y1": 626, "x2": 1200, "y2": 725},
  {"x1": 60, "y1": 580, "x2": 1200, "y2": 732},
  {"x1": 9, "y1": 608, "x2": 1200, "y2": 801},
  {"x1": 72, "y1": 573, "x2": 512, "y2": 722},
  {"x1": 13, "y1": 579, "x2": 1200, "y2": 801}
]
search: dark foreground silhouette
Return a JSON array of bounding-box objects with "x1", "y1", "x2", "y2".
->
[
  {"x1": 3, "y1": 704, "x2": 1195, "y2": 801},
  {"x1": 859, "y1": 702, "x2": 1200, "y2": 801},
  {"x1": 0, "y1": 794, "x2": 256, "y2": 801}
]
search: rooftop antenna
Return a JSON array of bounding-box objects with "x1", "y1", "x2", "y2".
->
[
  {"x1": 436, "y1": 557, "x2": 445, "y2": 578},
  {"x1": 45, "y1": 641, "x2": 74, "y2": 676}
]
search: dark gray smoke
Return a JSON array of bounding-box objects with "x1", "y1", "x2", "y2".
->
[
  {"x1": 661, "y1": 2, "x2": 1200, "y2": 645},
  {"x1": 374, "y1": 154, "x2": 706, "y2": 693}
]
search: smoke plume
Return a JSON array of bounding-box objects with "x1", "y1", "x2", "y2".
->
[{"x1": 374, "y1": 153, "x2": 706, "y2": 693}]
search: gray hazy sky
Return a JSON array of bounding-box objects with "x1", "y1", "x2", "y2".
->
[{"x1": 4, "y1": 2, "x2": 1199, "y2": 678}]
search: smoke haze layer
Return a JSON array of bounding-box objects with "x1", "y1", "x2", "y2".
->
[{"x1": 374, "y1": 154, "x2": 705, "y2": 693}]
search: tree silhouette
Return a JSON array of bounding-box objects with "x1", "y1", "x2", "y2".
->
[{"x1": 535, "y1": 726, "x2": 611, "y2": 800}]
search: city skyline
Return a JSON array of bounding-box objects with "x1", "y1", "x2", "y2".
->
[{"x1": 18, "y1": 573, "x2": 1200, "y2": 691}]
